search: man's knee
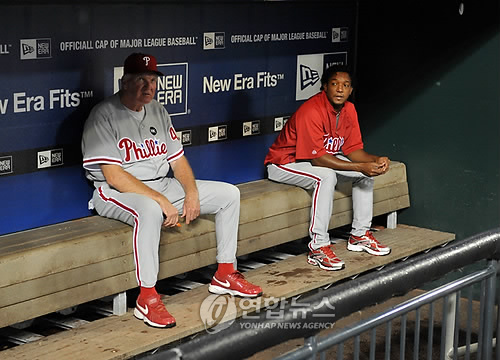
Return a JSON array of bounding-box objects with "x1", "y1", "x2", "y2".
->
[
  {"x1": 136, "y1": 197, "x2": 164, "y2": 223},
  {"x1": 218, "y1": 182, "x2": 240, "y2": 203},
  {"x1": 353, "y1": 175, "x2": 374, "y2": 189},
  {"x1": 314, "y1": 167, "x2": 337, "y2": 187},
  {"x1": 199, "y1": 180, "x2": 240, "y2": 206}
]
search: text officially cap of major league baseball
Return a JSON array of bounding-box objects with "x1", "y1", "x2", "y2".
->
[{"x1": 123, "y1": 53, "x2": 164, "y2": 76}]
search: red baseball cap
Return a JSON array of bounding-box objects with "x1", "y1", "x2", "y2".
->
[{"x1": 123, "y1": 53, "x2": 163, "y2": 76}]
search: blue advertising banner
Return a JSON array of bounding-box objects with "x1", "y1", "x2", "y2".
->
[{"x1": 0, "y1": 1, "x2": 356, "y2": 235}]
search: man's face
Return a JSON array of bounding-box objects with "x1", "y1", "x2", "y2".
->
[
  {"x1": 322, "y1": 72, "x2": 353, "y2": 110},
  {"x1": 125, "y1": 73, "x2": 158, "y2": 106}
]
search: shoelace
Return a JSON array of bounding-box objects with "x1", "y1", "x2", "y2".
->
[
  {"x1": 363, "y1": 232, "x2": 387, "y2": 249},
  {"x1": 228, "y1": 271, "x2": 256, "y2": 287},
  {"x1": 365, "y1": 231, "x2": 383, "y2": 244},
  {"x1": 149, "y1": 295, "x2": 169, "y2": 314},
  {"x1": 320, "y1": 245, "x2": 337, "y2": 258},
  {"x1": 229, "y1": 271, "x2": 245, "y2": 281}
]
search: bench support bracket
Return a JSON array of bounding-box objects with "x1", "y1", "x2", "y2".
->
[
  {"x1": 387, "y1": 211, "x2": 397, "y2": 229},
  {"x1": 113, "y1": 292, "x2": 127, "y2": 316}
]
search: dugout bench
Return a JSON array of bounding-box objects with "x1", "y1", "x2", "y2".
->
[{"x1": 0, "y1": 161, "x2": 410, "y2": 329}]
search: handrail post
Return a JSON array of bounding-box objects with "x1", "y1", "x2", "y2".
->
[
  {"x1": 482, "y1": 260, "x2": 498, "y2": 360},
  {"x1": 444, "y1": 293, "x2": 457, "y2": 359}
]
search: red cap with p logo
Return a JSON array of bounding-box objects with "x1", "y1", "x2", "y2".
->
[{"x1": 123, "y1": 53, "x2": 163, "y2": 76}]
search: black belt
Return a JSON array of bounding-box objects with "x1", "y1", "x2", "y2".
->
[{"x1": 142, "y1": 177, "x2": 164, "y2": 182}]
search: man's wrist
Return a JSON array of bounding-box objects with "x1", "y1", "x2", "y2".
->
[{"x1": 185, "y1": 188, "x2": 199, "y2": 199}]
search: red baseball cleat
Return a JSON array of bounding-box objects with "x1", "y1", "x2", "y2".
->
[
  {"x1": 209, "y1": 271, "x2": 263, "y2": 297},
  {"x1": 134, "y1": 293, "x2": 176, "y2": 328},
  {"x1": 307, "y1": 245, "x2": 345, "y2": 270},
  {"x1": 348, "y1": 231, "x2": 391, "y2": 256}
]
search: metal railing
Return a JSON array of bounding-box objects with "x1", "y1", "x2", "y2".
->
[
  {"x1": 152, "y1": 228, "x2": 500, "y2": 360},
  {"x1": 275, "y1": 260, "x2": 498, "y2": 360}
]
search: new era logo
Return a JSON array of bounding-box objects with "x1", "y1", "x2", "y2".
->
[
  {"x1": 37, "y1": 149, "x2": 63, "y2": 169},
  {"x1": 209, "y1": 127, "x2": 218, "y2": 142},
  {"x1": 39, "y1": 154, "x2": 50, "y2": 166},
  {"x1": 208, "y1": 125, "x2": 227, "y2": 142},
  {"x1": 251, "y1": 121, "x2": 260, "y2": 135},
  {"x1": 20, "y1": 39, "x2": 51, "y2": 60},
  {"x1": 177, "y1": 129, "x2": 192, "y2": 146},
  {"x1": 51, "y1": 150, "x2": 63, "y2": 165},
  {"x1": 243, "y1": 122, "x2": 251, "y2": 136},
  {"x1": 299, "y1": 64, "x2": 320, "y2": 91},
  {"x1": 243, "y1": 121, "x2": 260, "y2": 136},
  {"x1": 22, "y1": 43, "x2": 35, "y2": 56},
  {"x1": 218, "y1": 125, "x2": 227, "y2": 139},
  {"x1": 332, "y1": 28, "x2": 348, "y2": 43},
  {"x1": 203, "y1": 32, "x2": 225, "y2": 50},
  {"x1": 274, "y1": 116, "x2": 289, "y2": 132},
  {"x1": 0, "y1": 156, "x2": 13, "y2": 175},
  {"x1": 332, "y1": 30, "x2": 339, "y2": 42},
  {"x1": 341, "y1": 28, "x2": 348, "y2": 41}
]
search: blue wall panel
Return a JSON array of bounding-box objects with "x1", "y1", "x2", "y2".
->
[
  {"x1": 0, "y1": 2, "x2": 356, "y2": 235},
  {"x1": 0, "y1": 167, "x2": 94, "y2": 234}
]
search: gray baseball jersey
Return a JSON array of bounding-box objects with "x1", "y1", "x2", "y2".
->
[{"x1": 82, "y1": 93, "x2": 183, "y2": 186}]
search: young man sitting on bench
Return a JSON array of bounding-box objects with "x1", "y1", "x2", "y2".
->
[{"x1": 264, "y1": 65, "x2": 391, "y2": 271}]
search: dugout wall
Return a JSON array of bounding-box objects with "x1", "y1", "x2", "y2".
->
[
  {"x1": 353, "y1": 0, "x2": 499, "y2": 241},
  {"x1": 2, "y1": 0, "x2": 497, "y2": 242},
  {"x1": 0, "y1": 1, "x2": 358, "y2": 235}
]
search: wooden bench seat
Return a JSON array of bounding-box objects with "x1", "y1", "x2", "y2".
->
[
  {"x1": 2, "y1": 225, "x2": 456, "y2": 360},
  {"x1": 0, "y1": 161, "x2": 410, "y2": 328}
]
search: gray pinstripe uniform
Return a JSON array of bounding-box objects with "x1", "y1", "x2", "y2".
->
[{"x1": 82, "y1": 94, "x2": 239, "y2": 288}]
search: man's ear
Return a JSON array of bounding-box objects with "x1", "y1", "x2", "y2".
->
[{"x1": 119, "y1": 77, "x2": 126, "y2": 91}]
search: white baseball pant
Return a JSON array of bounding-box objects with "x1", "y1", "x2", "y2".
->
[
  {"x1": 91, "y1": 178, "x2": 239, "y2": 288},
  {"x1": 267, "y1": 156, "x2": 374, "y2": 251}
]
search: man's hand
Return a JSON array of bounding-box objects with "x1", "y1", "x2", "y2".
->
[
  {"x1": 182, "y1": 191, "x2": 200, "y2": 225},
  {"x1": 101, "y1": 164, "x2": 181, "y2": 227},
  {"x1": 377, "y1": 156, "x2": 390, "y2": 174},
  {"x1": 313, "y1": 150, "x2": 390, "y2": 177},
  {"x1": 171, "y1": 156, "x2": 200, "y2": 225},
  {"x1": 359, "y1": 162, "x2": 385, "y2": 177},
  {"x1": 359, "y1": 157, "x2": 390, "y2": 177},
  {"x1": 158, "y1": 197, "x2": 180, "y2": 228}
]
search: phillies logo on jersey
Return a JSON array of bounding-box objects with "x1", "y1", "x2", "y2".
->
[
  {"x1": 169, "y1": 127, "x2": 178, "y2": 141},
  {"x1": 118, "y1": 137, "x2": 168, "y2": 162},
  {"x1": 323, "y1": 134, "x2": 344, "y2": 154}
]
